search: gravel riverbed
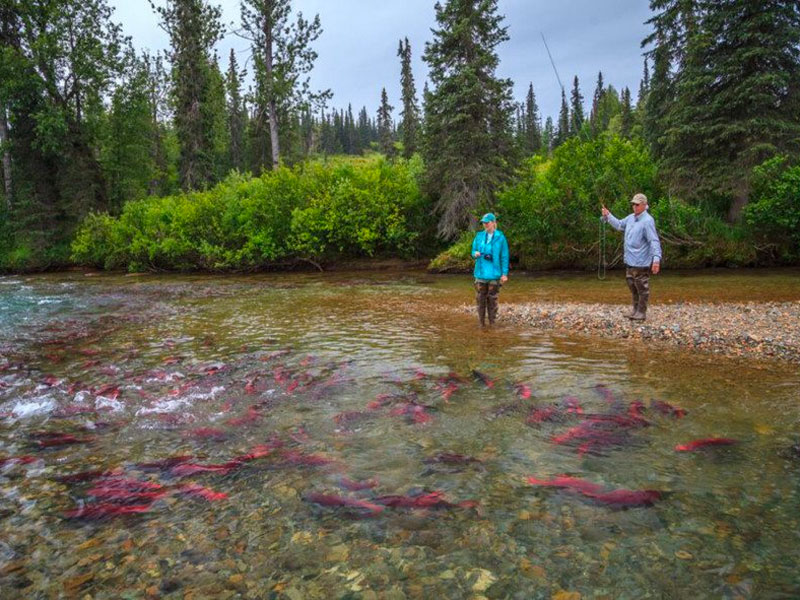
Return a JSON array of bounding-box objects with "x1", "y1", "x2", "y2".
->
[{"x1": 462, "y1": 301, "x2": 800, "y2": 363}]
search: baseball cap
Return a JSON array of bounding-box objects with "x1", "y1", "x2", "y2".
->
[{"x1": 480, "y1": 213, "x2": 496, "y2": 223}]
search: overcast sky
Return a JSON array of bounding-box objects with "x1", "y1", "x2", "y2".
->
[{"x1": 110, "y1": 0, "x2": 654, "y2": 122}]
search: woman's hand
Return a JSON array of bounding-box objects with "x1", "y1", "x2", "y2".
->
[{"x1": 500, "y1": 275, "x2": 508, "y2": 284}]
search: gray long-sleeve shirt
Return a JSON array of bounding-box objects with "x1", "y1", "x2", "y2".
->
[{"x1": 604, "y1": 210, "x2": 662, "y2": 268}]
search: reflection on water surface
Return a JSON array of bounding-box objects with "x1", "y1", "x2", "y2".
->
[{"x1": 1, "y1": 270, "x2": 799, "y2": 598}]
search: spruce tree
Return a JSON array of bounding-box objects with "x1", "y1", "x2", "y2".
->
[
  {"x1": 590, "y1": 71, "x2": 604, "y2": 135},
  {"x1": 569, "y1": 75, "x2": 585, "y2": 136},
  {"x1": 620, "y1": 87, "x2": 633, "y2": 139},
  {"x1": 397, "y1": 38, "x2": 420, "y2": 158},
  {"x1": 377, "y1": 88, "x2": 395, "y2": 157},
  {"x1": 641, "y1": 0, "x2": 695, "y2": 163},
  {"x1": 346, "y1": 104, "x2": 359, "y2": 154},
  {"x1": 555, "y1": 90, "x2": 570, "y2": 147},
  {"x1": 226, "y1": 49, "x2": 246, "y2": 172},
  {"x1": 207, "y1": 54, "x2": 230, "y2": 178},
  {"x1": 155, "y1": 0, "x2": 223, "y2": 190},
  {"x1": 523, "y1": 83, "x2": 541, "y2": 154},
  {"x1": 637, "y1": 56, "x2": 650, "y2": 109},
  {"x1": 422, "y1": 0, "x2": 517, "y2": 238},
  {"x1": 357, "y1": 106, "x2": 371, "y2": 150}
]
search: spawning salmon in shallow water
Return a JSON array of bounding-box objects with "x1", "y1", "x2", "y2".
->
[{"x1": 675, "y1": 437, "x2": 738, "y2": 452}]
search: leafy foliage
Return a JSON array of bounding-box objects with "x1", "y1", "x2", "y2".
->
[
  {"x1": 430, "y1": 134, "x2": 765, "y2": 270},
  {"x1": 71, "y1": 156, "x2": 434, "y2": 271},
  {"x1": 745, "y1": 157, "x2": 800, "y2": 260}
]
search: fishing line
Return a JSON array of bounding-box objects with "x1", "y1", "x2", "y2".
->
[{"x1": 597, "y1": 217, "x2": 607, "y2": 280}]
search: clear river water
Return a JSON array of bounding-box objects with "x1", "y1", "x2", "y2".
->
[{"x1": 0, "y1": 270, "x2": 799, "y2": 599}]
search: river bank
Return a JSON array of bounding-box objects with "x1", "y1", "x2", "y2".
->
[{"x1": 477, "y1": 300, "x2": 800, "y2": 364}]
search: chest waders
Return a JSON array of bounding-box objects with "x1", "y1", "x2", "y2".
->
[
  {"x1": 625, "y1": 267, "x2": 650, "y2": 321},
  {"x1": 475, "y1": 281, "x2": 500, "y2": 326}
]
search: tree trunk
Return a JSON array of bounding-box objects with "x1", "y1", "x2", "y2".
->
[
  {"x1": 0, "y1": 103, "x2": 11, "y2": 209},
  {"x1": 727, "y1": 189, "x2": 748, "y2": 223},
  {"x1": 263, "y1": 8, "x2": 280, "y2": 169}
]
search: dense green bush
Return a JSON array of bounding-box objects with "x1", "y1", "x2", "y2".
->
[
  {"x1": 71, "y1": 156, "x2": 435, "y2": 271},
  {"x1": 431, "y1": 134, "x2": 763, "y2": 271},
  {"x1": 745, "y1": 156, "x2": 800, "y2": 262},
  {"x1": 497, "y1": 135, "x2": 662, "y2": 269}
]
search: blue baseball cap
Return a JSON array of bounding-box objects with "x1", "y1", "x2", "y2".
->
[{"x1": 480, "y1": 213, "x2": 496, "y2": 223}]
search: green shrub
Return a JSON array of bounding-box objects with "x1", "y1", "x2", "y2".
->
[
  {"x1": 71, "y1": 156, "x2": 434, "y2": 271},
  {"x1": 430, "y1": 134, "x2": 768, "y2": 270},
  {"x1": 745, "y1": 156, "x2": 800, "y2": 261}
]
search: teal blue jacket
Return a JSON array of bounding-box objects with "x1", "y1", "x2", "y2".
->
[{"x1": 471, "y1": 229, "x2": 509, "y2": 281}]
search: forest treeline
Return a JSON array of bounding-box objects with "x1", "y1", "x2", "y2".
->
[{"x1": 1, "y1": 0, "x2": 798, "y2": 272}]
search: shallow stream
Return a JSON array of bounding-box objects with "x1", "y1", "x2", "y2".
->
[{"x1": 1, "y1": 270, "x2": 799, "y2": 599}]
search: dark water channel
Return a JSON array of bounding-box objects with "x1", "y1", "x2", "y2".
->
[{"x1": 1, "y1": 270, "x2": 799, "y2": 599}]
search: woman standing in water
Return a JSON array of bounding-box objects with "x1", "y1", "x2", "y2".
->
[{"x1": 471, "y1": 213, "x2": 509, "y2": 326}]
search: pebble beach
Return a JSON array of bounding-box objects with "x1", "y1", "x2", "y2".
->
[{"x1": 477, "y1": 300, "x2": 800, "y2": 363}]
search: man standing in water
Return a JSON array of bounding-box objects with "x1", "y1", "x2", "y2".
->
[
  {"x1": 601, "y1": 193, "x2": 662, "y2": 321},
  {"x1": 471, "y1": 213, "x2": 509, "y2": 326}
]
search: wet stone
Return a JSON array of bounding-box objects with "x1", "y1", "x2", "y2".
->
[{"x1": 159, "y1": 578, "x2": 182, "y2": 593}]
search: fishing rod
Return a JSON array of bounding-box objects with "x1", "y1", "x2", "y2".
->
[
  {"x1": 540, "y1": 32, "x2": 564, "y2": 93},
  {"x1": 597, "y1": 206, "x2": 607, "y2": 280},
  {"x1": 543, "y1": 30, "x2": 605, "y2": 273}
]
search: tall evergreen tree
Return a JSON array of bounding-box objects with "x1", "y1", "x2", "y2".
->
[
  {"x1": 422, "y1": 0, "x2": 517, "y2": 238},
  {"x1": 523, "y1": 83, "x2": 541, "y2": 154},
  {"x1": 397, "y1": 38, "x2": 420, "y2": 159},
  {"x1": 0, "y1": 2, "x2": 12, "y2": 207},
  {"x1": 637, "y1": 56, "x2": 650, "y2": 108},
  {"x1": 377, "y1": 88, "x2": 395, "y2": 157},
  {"x1": 346, "y1": 104, "x2": 359, "y2": 154},
  {"x1": 641, "y1": 0, "x2": 695, "y2": 161},
  {"x1": 240, "y1": 0, "x2": 329, "y2": 170},
  {"x1": 155, "y1": 0, "x2": 223, "y2": 190},
  {"x1": 555, "y1": 89, "x2": 570, "y2": 147},
  {"x1": 590, "y1": 71, "x2": 604, "y2": 135},
  {"x1": 226, "y1": 49, "x2": 246, "y2": 172},
  {"x1": 207, "y1": 54, "x2": 230, "y2": 178},
  {"x1": 569, "y1": 75, "x2": 585, "y2": 136},
  {"x1": 620, "y1": 87, "x2": 633, "y2": 139},
  {"x1": 357, "y1": 106, "x2": 371, "y2": 150}
]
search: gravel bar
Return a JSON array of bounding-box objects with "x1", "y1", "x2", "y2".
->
[{"x1": 463, "y1": 301, "x2": 800, "y2": 363}]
